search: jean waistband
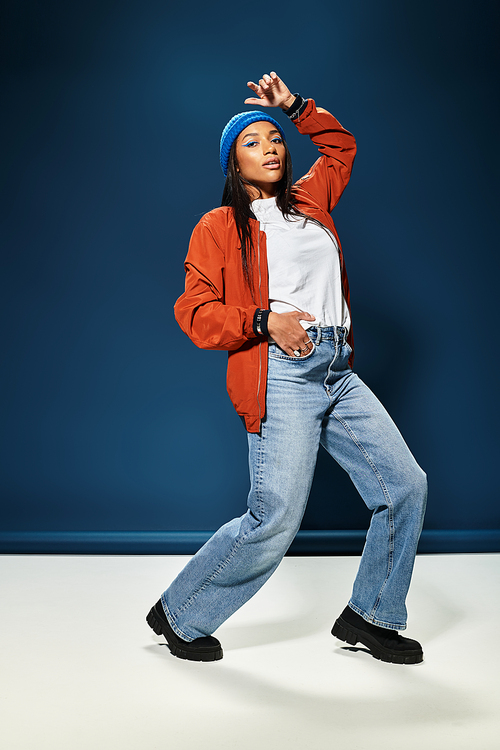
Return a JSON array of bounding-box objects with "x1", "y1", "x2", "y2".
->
[{"x1": 307, "y1": 326, "x2": 348, "y2": 344}]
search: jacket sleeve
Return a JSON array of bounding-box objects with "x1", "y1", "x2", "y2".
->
[
  {"x1": 174, "y1": 215, "x2": 260, "y2": 350},
  {"x1": 292, "y1": 98, "x2": 357, "y2": 213}
]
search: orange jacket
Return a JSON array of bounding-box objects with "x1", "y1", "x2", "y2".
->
[{"x1": 174, "y1": 98, "x2": 357, "y2": 433}]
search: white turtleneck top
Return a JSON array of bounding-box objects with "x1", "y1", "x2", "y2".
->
[{"x1": 251, "y1": 196, "x2": 350, "y2": 332}]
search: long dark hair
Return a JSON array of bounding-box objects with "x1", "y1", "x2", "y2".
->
[{"x1": 220, "y1": 138, "x2": 316, "y2": 290}]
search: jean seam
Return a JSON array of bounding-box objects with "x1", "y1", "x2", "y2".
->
[
  {"x1": 324, "y1": 339, "x2": 338, "y2": 391},
  {"x1": 171, "y1": 529, "x2": 254, "y2": 620},
  {"x1": 332, "y1": 411, "x2": 395, "y2": 619},
  {"x1": 256, "y1": 421, "x2": 265, "y2": 522},
  {"x1": 170, "y1": 431, "x2": 267, "y2": 624}
]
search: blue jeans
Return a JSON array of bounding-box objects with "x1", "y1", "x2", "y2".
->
[{"x1": 162, "y1": 327, "x2": 427, "y2": 640}]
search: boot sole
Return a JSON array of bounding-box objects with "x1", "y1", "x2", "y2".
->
[
  {"x1": 332, "y1": 617, "x2": 423, "y2": 665},
  {"x1": 146, "y1": 606, "x2": 223, "y2": 662}
]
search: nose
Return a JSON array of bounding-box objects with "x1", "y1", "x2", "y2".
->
[{"x1": 264, "y1": 140, "x2": 277, "y2": 154}]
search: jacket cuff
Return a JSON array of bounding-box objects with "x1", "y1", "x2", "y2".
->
[
  {"x1": 252, "y1": 308, "x2": 271, "y2": 337},
  {"x1": 285, "y1": 94, "x2": 308, "y2": 121}
]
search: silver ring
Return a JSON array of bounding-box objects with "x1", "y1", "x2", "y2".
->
[{"x1": 293, "y1": 350, "x2": 301, "y2": 357}]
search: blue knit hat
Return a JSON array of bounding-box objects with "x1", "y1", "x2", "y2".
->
[{"x1": 219, "y1": 111, "x2": 286, "y2": 176}]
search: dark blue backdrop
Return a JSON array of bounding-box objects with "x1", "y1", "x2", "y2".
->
[{"x1": 1, "y1": 0, "x2": 499, "y2": 553}]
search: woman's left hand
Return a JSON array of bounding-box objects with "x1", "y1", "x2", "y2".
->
[{"x1": 244, "y1": 72, "x2": 296, "y2": 111}]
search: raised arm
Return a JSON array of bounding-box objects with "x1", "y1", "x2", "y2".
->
[
  {"x1": 245, "y1": 72, "x2": 357, "y2": 214},
  {"x1": 292, "y1": 99, "x2": 357, "y2": 214}
]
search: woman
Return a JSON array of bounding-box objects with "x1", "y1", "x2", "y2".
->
[{"x1": 147, "y1": 72, "x2": 427, "y2": 665}]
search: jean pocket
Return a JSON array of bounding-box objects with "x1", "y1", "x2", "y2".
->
[{"x1": 268, "y1": 342, "x2": 316, "y2": 362}]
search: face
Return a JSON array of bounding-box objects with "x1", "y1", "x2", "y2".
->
[{"x1": 235, "y1": 121, "x2": 286, "y2": 199}]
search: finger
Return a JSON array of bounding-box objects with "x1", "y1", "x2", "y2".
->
[
  {"x1": 244, "y1": 98, "x2": 268, "y2": 106},
  {"x1": 259, "y1": 78, "x2": 269, "y2": 90},
  {"x1": 263, "y1": 73, "x2": 272, "y2": 84},
  {"x1": 290, "y1": 339, "x2": 309, "y2": 356},
  {"x1": 247, "y1": 82, "x2": 265, "y2": 99},
  {"x1": 293, "y1": 310, "x2": 315, "y2": 321}
]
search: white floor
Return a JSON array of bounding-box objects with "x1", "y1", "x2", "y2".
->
[{"x1": 1, "y1": 553, "x2": 499, "y2": 750}]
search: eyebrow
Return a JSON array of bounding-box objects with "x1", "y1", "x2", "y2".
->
[{"x1": 240, "y1": 129, "x2": 281, "y2": 141}]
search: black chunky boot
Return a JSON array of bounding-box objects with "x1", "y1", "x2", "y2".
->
[
  {"x1": 332, "y1": 606, "x2": 423, "y2": 664},
  {"x1": 146, "y1": 600, "x2": 223, "y2": 662}
]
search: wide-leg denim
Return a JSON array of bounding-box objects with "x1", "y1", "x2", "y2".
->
[{"x1": 162, "y1": 327, "x2": 427, "y2": 640}]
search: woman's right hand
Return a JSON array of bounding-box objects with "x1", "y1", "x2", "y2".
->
[{"x1": 267, "y1": 310, "x2": 316, "y2": 357}]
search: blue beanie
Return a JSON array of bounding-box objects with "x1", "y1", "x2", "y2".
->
[{"x1": 219, "y1": 111, "x2": 286, "y2": 176}]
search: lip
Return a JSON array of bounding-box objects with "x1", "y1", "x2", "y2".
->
[{"x1": 262, "y1": 158, "x2": 281, "y2": 169}]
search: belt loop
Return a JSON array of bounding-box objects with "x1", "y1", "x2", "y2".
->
[{"x1": 316, "y1": 326, "x2": 322, "y2": 346}]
